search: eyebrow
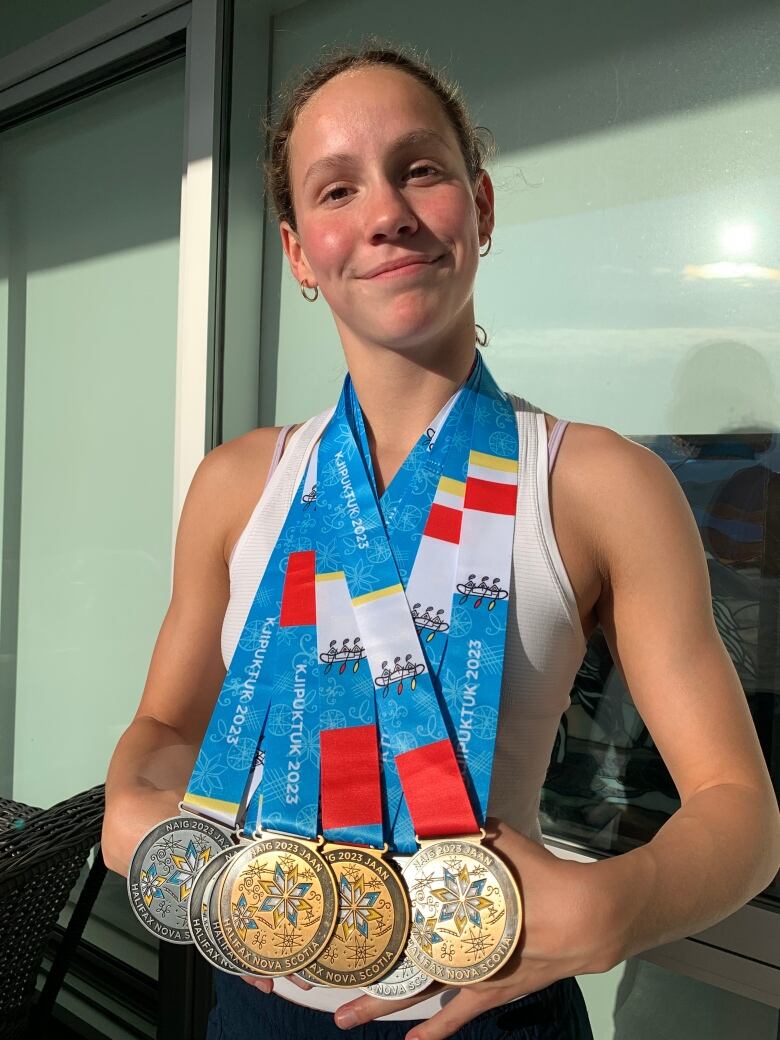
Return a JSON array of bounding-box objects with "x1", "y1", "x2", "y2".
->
[{"x1": 300, "y1": 128, "x2": 452, "y2": 190}]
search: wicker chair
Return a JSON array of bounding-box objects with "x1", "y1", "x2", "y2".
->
[{"x1": 0, "y1": 784, "x2": 107, "y2": 1040}]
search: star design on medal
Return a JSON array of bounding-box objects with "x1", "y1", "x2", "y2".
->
[
  {"x1": 409, "y1": 869, "x2": 436, "y2": 902},
  {"x1": 430, "y1": 865, "x2": 492, "y2": 934},
  {"x1": 412, "y1": 909, "x2": 444, "y2": 955},
  {"x1": 259, "y1": 862, "x2": 313, "y2": 927},
  {"x1": 233, "y1": 893, "x2": 259, "y2": 939},
  {"x1": 461, "y1": 927, "x2": 492, "y2": 961},
  {"x1": 166, "y1": 839, "x2": 211, "y2": 901},
  {"x1": 338, "y1": 872, "x2": 383, "y2": 940},
  {"x1": 159, "y1": 835, "x2": 181, "y2": 857},
  {"x1": 245, "y1": 861, "x2": 274, "y2": 888},
  {"x1": 274, "y1": 921, "x2": 301, "y2": 956},
  {"x1": 139, "y1": 863, "x2": 167, "y2": 907},
  {"x1": 344, "y1": 933, "x2": 372, "y2": 967}
]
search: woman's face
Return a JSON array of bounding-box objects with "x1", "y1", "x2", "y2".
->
[{"x1": 281, "y1": 66, "x2": 494, "y2": 355}]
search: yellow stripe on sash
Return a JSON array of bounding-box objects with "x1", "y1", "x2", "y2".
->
[
  {"x1": 316, "y1": 570, "x2": 345, "y2": 582},
  {"x1": 183, "y1": 794, "x2": 239, "y2": 816},
  {"x1": 469, "y1": 449, "x2": 519, "y2": 474},
  {"x1": 439, "y1": 476, "x2": 466, "y2": 498},
  {"x1": 352, "y1": 583, "x2": 404, "y2": 607}
]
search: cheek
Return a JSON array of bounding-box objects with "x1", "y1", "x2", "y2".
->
[
  {"x1": 301, "y1": 221, "x2": 353, "y2": 274},
  {"x1": 426, "y1": 185, "x2": 478, "y2": 242}
]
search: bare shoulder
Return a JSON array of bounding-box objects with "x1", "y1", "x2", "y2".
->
[
  {"x1": 551, "y1": 418, "x2": 702, "y2": 584},
  {"x1": 182, "y1": 425, "x2": 291, "y2": 569}
]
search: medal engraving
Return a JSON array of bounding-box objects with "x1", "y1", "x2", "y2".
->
[
  {"x1": 361, "y1": 854, "x2": 430, "y2": 999},
  {"x1": 361, "y1": 955, "x2": 432, "y2": 1000},
  {"x1": 402, "y1": 839, "x2": 521, "y2": 984},
  {"x1": 127, "y1": 815, "x2": 232, "y2": 943},
  {"x1": 214, "y1": 835, "x2": 338, "y2": 975},
  {"x1": 298, "y1": 846, "x2": 410, "y2": 988},
  {"x1": 188, "y1": 846, "x2": 244, "y2": 974}
]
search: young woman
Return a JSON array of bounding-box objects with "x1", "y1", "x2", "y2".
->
[{"x1": 103, "y1": 46, "x2": 780, "y2": 1040}]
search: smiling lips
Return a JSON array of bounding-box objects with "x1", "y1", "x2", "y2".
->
[{"x1": 361, "y1": 254, "x2": 443, "y2": 279}]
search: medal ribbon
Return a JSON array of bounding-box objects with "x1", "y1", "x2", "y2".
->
[
  {"x1": 180, "y1": 450, "x2": 318, "y2": 829},
  {"x1": 341, "y1": 356, "x2": 519, "y2": 850},
  {"x1": 255, "y1": 549, "x2": 322, "y2": 839},
  {"x1": 313, "y1": 358, "x2": 517, "y2": 853},
  {"x1": 181, "y1": 352, "x2": 517, "y2": 858}
]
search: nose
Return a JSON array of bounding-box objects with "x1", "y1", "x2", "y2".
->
[{"x1": 366, "y1": 180, "x2": 418, "y2": 242}]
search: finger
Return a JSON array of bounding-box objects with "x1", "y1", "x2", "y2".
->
[
  {"x1": 404, "y1": 989, "x2": 494, "y2": 1040},
  {"x1": 334, "y1": 986, "x2": 445, "y2": 1030},
  {"x1": 240, "y1": 974, "x2": 273, "y2": 994},
  {"x1": 288, "y1": 974, "x2": 314, "y2": 991}
]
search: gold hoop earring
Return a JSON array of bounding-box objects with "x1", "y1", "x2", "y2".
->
[
  {"x1": 475, "y1": 324, "x2": 487, "y2": 347},
  {"x1": 300, "y1": 282, "x2": 319, "y2": 302},
  {"x1": 479, "y1": 235, "x2": 492, "y2": 258}
]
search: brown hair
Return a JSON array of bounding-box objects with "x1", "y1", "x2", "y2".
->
[{"x1": 265, "y1": 43, "x2": 494, "y2": 230}]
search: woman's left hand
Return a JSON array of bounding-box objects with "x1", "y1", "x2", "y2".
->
[{"x1": 333, "y1": 819, "x2": 623, "y2": 1039}]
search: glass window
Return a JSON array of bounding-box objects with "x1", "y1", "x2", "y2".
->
[
  {"x1": 0, "y1": 57, "x2": 185, "y2": 993},
  {"x1": 251, "y1": 1, "x2": 779, "y2": 908}
]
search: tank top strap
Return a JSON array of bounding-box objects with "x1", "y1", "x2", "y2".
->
[
  {"x1": 547, "y1": 419, "x2": 570, "y2": 474},
  {"x1": 263, "y1": 424, "x2": 294, "y2": 490}
]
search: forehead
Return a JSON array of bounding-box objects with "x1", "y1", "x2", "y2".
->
[{"x1": 288, "y1": 66, "x2": 458, "y2": 174}]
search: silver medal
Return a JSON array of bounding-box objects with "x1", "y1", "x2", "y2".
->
[
  {"x1": 360, "y1": 954, "x2": 432, "y2": 1000},
  {"x1": 188, "y1": 845, "x2": 244, "y2": 973},
  {"x1": 360, "y1": 855, "x2": 431, "y2": 999},
  {"x1": 127, "y1": 813, "x2": 232, "y2": 943}
]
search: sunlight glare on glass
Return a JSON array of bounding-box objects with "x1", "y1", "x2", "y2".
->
[{"x1": 719, "y1": 222, "x2": 755, "y2": 258}]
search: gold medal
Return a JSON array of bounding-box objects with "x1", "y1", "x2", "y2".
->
[
  {"x1": 212, "y1": 833, "x2": 338, "y2": 976},
  {"x1": 297, "y1": 845, "x2": 410, "y2": 988},
  {"x1": 402, "y1": 836, "x2": 521, "y2": 985}
]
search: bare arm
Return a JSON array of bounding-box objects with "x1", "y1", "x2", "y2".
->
[
  {"x1": 102, "y1": 427, "x2": 281, "y2": 876},
  {"x1": 578, "y1": 429, "x2": 780, "y2": 960}
]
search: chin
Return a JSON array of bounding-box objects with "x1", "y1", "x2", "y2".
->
[
  {"x1": 368, "y1": 325, "x2": 447, "y2": 354},
  {"x1": 368, "y1": 307, "x2": 455, "y2": 349}
]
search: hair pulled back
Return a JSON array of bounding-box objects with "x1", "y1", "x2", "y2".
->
[{"x1": 265, "y1": 43, "x2": 494, "y2": 231}]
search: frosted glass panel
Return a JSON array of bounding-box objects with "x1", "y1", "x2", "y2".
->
[
  {"x1": 0, "y1": 58, "x2": 185, "y2": 977},
  {"x1": 0, "y1": 59, "x2": 184, "y2": 807}
]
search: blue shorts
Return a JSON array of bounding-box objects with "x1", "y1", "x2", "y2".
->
[{"x1": 206, "y1": 971, "x2": 594, "y2": 1039}]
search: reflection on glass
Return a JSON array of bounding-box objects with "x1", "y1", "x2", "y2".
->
[
  {"x1": 720, "y1": 222, "x2": 756, "y2": 257},
  {"x1": 541, "y1": 433, "x2": 780, "y2": 906}
]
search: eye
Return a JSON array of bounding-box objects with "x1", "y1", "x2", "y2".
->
[
  {"x1": 320, "y1": 184, "x2": 352, "y2": 204},
  {"x1": 407, "y1": 164, "x2": 440, "y2": 180}
]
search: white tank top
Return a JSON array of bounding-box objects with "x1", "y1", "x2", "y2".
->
[{"x1": 220, "y1": 394, "x2": 586, "y2": 1019}]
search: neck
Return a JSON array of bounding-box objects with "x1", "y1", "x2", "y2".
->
[{"x1": 339, "y1": 324, "x2": 477, "y2": 494}]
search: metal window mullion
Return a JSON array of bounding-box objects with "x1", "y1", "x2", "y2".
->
[
  {"x1": 170, "y1": 0, "x2": 222, "y2": 566},
  {"x1": 0, "y1": 7, "x2": 191, "y2": 114},
  {"x1": 0, "y1": 0, "x2": 190, "y2": 92}
]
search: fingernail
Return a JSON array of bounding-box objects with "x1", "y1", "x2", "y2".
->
[
  {"x1": 256, "y1": 979, "x2": 273, "y2": 993},
  {"x1": 336, "y1": 1010, "x2": 357, "y2": 1029}
]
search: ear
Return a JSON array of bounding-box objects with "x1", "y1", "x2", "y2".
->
[
  {"x1": 279, "y1": 221, "x2": 317, "y2": 289},
  {"x1": 473, "y1": 169, "x2": 495, "y2": 249}
]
